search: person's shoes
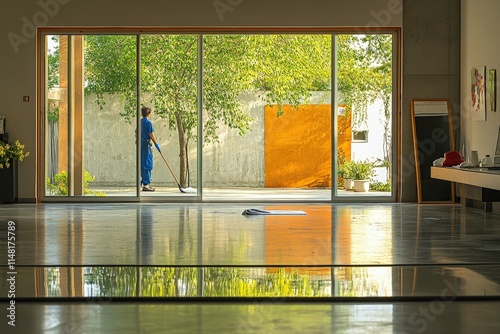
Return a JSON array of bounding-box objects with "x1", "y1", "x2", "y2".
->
[{"x1": 142, "y1": 185, "x2": 155, "y2": 191}]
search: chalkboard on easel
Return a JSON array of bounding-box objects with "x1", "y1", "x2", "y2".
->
[{"x1": 411, "y1": 99, "x2": 455, "y2": 203}]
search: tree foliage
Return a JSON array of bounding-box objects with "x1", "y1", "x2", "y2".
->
[
  {"x1": 337, "y1": 34, "x2": 392, "y2": 125},
  {"x1": 84, "y1": 35, "x2": 137, "y2": 119},
  {"x1": 47, "y1": 36, "x2": 60, "y2": 89},
  {"x1": 84, "y1": 34, "x2": 331, "y2": 139}
]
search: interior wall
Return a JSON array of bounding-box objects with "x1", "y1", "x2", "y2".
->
[
  {"x1": 461, "y1": 0, "x2": 500, "y2": 161},
  {"x1": 401, "y1": 0, "x2": 461, "y2": 202},
  {"x1": 0, "y1": 0, "x2": 403, "y2": 201}
]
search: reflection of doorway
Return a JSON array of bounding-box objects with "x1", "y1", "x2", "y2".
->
[{"x1": 264, "y1": 104, "x2": 351, "y2": 188}]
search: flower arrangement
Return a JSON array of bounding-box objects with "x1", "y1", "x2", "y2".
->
[{"x1": 0, "y1": 140, "x2": 29, "y2": 169}]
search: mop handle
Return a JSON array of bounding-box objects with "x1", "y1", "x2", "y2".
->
[{"x1": 157, "y1": 149, "x2": 182, "y2": 186}]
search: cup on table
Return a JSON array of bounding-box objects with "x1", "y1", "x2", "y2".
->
[
  {"x1": 469, "y1": 150, "x2": 479, "y2": 166},
  {"x1": 481, "y1": 155, "x2": 493, "y2": 167}
]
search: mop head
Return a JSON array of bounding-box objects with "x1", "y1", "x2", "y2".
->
[{"x1": 180, "y1": 187, "x2": 196, "y2": 193}]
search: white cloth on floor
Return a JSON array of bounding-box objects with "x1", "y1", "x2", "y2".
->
[{"x1": 242, "y1": 208, "x2": 307, "y2": 215}]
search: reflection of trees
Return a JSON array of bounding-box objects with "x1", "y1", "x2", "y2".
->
[
  {"x1": 203, "y1": 268, "x2": 330, "y2": 297},
  {"x1": 75, "y1": 267, "x2": 331, "y2": 297},
  {"x1": 44, "y1": 266, "x2": 391, "y2": 297},
  {"x1": 84, "y1": 267, "x2": 198, "y2": 297},
  {"x1": 336, "y1": 267, "x2": 389, "y2": 297},
  {"x1": 142, "y1": 267, "x2": 198, "y2": 297},
  {"x1": 85, "y1": 267, "x2": 137, "y2": 297},
  {"x1": 45, "y1": 267, "x2": 62, "y2": 297}
]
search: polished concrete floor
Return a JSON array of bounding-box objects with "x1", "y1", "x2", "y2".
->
[
  {"x1": 1, "y1": 202, "x2": 500, "y2": 333},
  {"x1": 50, "y1": 186, "x2": 392, "y2": 200}
]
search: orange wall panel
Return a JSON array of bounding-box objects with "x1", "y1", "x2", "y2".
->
[{"x1": 264, "y1": 104, "x2": 351, "y2": 188}]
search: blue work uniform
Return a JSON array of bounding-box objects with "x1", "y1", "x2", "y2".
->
[{"x1": 140, "y1": 117, "x2": 154, "y2": 186}]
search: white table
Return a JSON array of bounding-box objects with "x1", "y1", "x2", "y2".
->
[{"x1": 431, "y1": 166, "x2": 500, "y2": 212}]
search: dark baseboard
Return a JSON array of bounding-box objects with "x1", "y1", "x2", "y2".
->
[
  {"x1": 493, "y1": 202, "x2": 500, "y2": 215},
  {"x1": 16, "y1": 198, "x2": 37, "y2": 203}
]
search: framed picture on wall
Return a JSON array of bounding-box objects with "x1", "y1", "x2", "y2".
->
[
  {"x1": 488, "y1": 69, "x2": 497, "y2": 112},
  {"x1": 471, "y1": 65, "x2": 486, "y2": 121}
]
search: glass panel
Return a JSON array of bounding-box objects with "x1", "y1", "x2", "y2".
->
[
  {"x1": 83, "y1": 35, "x2": 138, "y2": 196},
  {"x1": 202, "y1": 35, "x2": 332, "y2": 201},
  {"x1": 336, "y1": 34, "x2": 393, "y2": 197},
  {"x1": 139, "y1": 34, "x2": 199, "y2": 197},
  {"x1": 45, "y1": 35, "x2": 138, "y2": 197},
  {"x1": 45, "y1": 35, "x2": 69, "y2": 197}
]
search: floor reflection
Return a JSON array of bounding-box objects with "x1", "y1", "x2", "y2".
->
[
  {"x1": 10, "y1": 203, "x2": 499, "y2": 267},
  {"x1": 2, "y1": 265, "x2": 500, "y2": 299}
]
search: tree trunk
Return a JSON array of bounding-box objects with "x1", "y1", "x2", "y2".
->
[{"x1": 175, "y1": 111, "x2": 188, "y2": 188}]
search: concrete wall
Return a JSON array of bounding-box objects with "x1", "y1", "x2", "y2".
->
[
  {"x1": 82, "y1": 92, "x2": 266, "y2": 187},
  {"x1": 81, "y1": 92, "x2": 390, "y2": 187},
  {"x1": 202, "y1": 92, "x2": 266, "y2": 187},
  {"x1": 0, "y1": 0, "x2": 403, "y2": 200},
  {"x1": 83, "y1": 94, "x2": 137, "y2": 186},
  {"x1": 461, "y1": 0, "x2": 500, "y2": 160},
  {"x1": 401, "y1": 0, "x2": 461, "y2": 202}
]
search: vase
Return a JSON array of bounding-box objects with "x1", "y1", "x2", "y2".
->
[{"x1": 0, "y1": 159, "x2": 18, "y2": 203}]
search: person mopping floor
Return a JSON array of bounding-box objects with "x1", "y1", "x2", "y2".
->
[
  {"x1": 140, "y1": 105, "x2": 196, "y2": 194},
  {"x1": 140, "y1": 106, "x2": 159, "y2": 192}
]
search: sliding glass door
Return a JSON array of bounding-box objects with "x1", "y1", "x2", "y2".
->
[
  {"x1": 334, "y1": 33, "x2": 395, "y2": 200},
  {"x1": 42, "y1": 33, "x2": 201, "y2": 200},
  {"x1": 201, "y1": 34, "x2": 332, "y2": 201},
  {"x1": 40, "y1": 30, "x2": 398, "y2": 202},
  {"x1": 139, "y1": 34, "x2": 199, "y2": 198},
  {"x1": 43, "y1": 34, "x2": 138, "y2": 198}
]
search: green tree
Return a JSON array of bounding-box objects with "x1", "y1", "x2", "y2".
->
[{"x1": 47, "y1": 36, "x2": 60, "y2": 90}]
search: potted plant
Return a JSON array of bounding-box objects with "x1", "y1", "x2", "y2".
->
[
  {"x1": 338, "y1": 159, "x2": 354, "y2": 190},
  {"x1": 350, "y1": 159, "x2": 375, "y2": 192},
  {"x1": 0, "y1": 140, "x2": 29, "y2": 203}
]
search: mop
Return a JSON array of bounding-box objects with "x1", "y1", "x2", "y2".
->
[
  {"x1": 156, "y1": 146, "x2": 196, "y2": 193},
  {"x1": 242, "y1": 208, "x2": 307, "y2": 215}
]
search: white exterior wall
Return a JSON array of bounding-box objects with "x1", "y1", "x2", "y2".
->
[{"x1": 351, "y1": 99, "x2": 391, "y2": 183}]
